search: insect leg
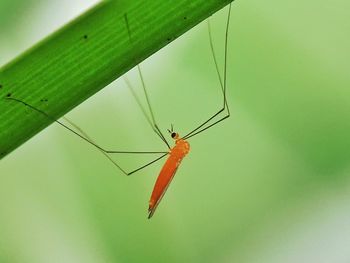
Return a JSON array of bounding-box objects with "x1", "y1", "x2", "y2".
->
[
  {"x1": 7, "y1": 97, "x2": 168, "y2": 175},
  {"x1": 64, "y1": 117, "x2": 169, "y2": 175},
  {"x1": 123, "y1": 75, "x2": 170, "y2": 149},
  {"x1": 183, "y1": 3, "x2": 232, "y2": 140},
  {"x1": 124, "y1": 14, "x2": 171, "y2": 149}
]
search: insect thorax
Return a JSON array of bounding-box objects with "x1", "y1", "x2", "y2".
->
[{"x1": 171, "y1": 139, "x2": 190, "y2": 157}]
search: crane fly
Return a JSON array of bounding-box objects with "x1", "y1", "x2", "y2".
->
[{"x1": 6, "y1": 3, "x2": 233, "y2": 219}]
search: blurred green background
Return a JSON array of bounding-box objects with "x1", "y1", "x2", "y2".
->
[{"x1": 1, "y1": 1, "x2": 350, "y2": 262}]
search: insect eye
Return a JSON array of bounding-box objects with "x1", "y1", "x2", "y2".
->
[{"x1": 171, "y1": 132, "x2": 176, "y2": 138}]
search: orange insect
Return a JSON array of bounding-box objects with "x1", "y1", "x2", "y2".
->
[
  {"x1": 7, "y1": 3, "x2": 232, "y2": 219},
  {"x1": 148, "y1": 131, "x2": 190, "y2": 218}
]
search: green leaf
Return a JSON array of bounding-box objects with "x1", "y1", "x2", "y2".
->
[{"x1": 0, "y1": 0, "x2": 234, "y2": 159}]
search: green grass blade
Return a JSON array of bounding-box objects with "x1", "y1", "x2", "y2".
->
[{"x1": 0, "y1": 0, "x2": 234, "y2": 159}]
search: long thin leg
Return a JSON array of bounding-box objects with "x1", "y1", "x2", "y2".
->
[
  {"x1": 183, "y1": 3, "x2": 232, "y2": 140},
  {"x1": 124, "y1": 76, "x2": 170, "y2": 148},
  {"x1": 63, "y1": 117, "x2": 168, "y2": 176},
  {"x1": 7, "y1": 97, "x2": 168, "y2": 175},
  {"x1": 128, "y1": 153, "x2": 168, "y2": 176},
  {"x1": 124, "y1": 14, "x2": 171, "y2": 149}
]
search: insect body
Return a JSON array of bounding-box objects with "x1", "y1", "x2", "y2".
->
[{"x1": 148, "y1": 132, "x2": 190, "y2": 218}]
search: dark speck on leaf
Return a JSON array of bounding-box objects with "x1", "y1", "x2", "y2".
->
[
  {"x1": 6, "y1": 93, "x2": 11, "y2": 97},
  {"x1": 0, "y1": 84, "x2": 3, "y2": 89},
  {"x1": 184, "y1": 16, "x2": 187, "y2": 20},
  {"x1": 83, "y1": 35, "x2": 88, "y2": 40}
]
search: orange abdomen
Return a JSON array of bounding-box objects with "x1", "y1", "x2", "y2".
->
[{"x1": 148, "y1": 139, "x2": 190, "y2": 218}]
